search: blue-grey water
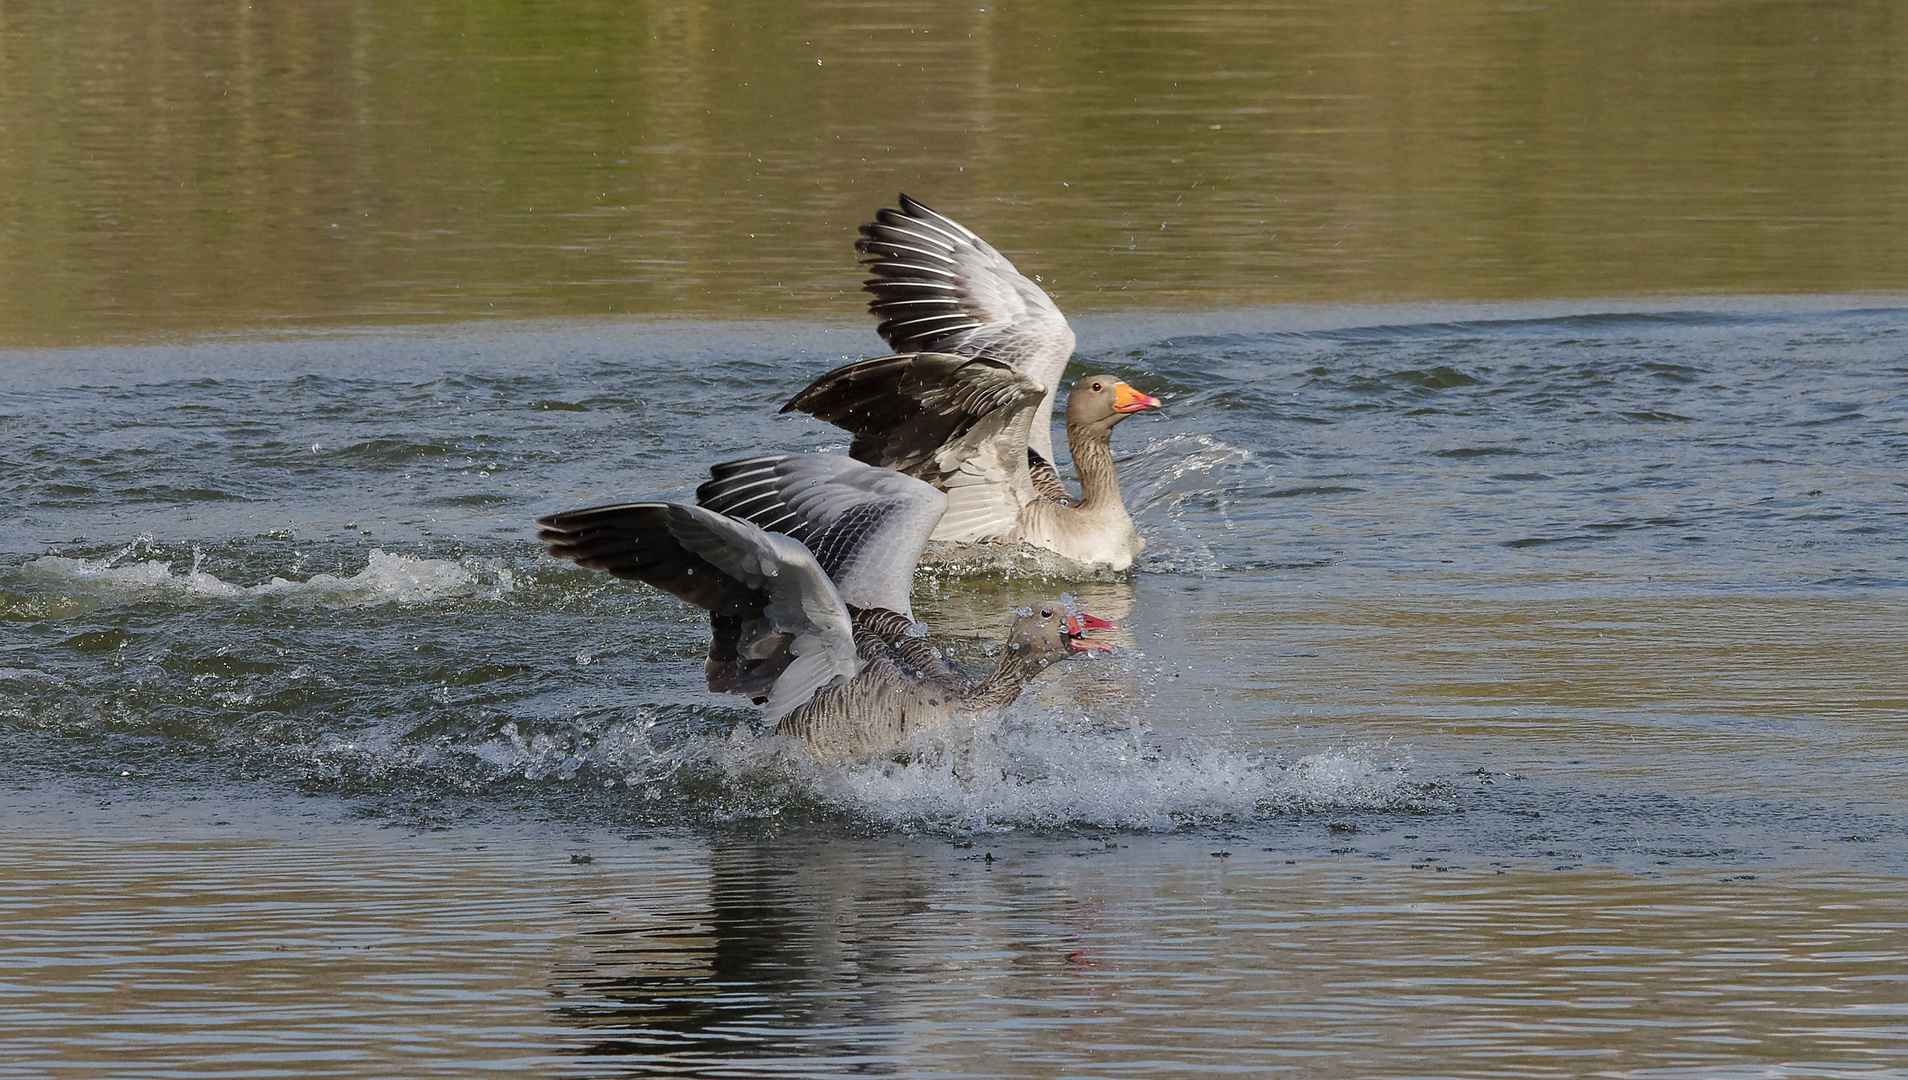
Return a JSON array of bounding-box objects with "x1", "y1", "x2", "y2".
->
[{"x1": 3, "y1": 300, "x2": 1906, "y2": 1078}]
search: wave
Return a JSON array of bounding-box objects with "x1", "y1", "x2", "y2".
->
[
  {"x1": 14, "y1": 543, "x2": 515, "y2": 608},
  {"x1": 1146, "y1": 301, "x2": 1908, "y2": 351}
]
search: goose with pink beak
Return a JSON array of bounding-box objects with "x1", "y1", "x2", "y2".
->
[{"x1": 540, "y1": 454, "x2": 1126, "y2": 761}]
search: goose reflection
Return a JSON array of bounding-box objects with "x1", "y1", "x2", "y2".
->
[{"x1": 550, "y1": 833, "x2": 939, "y2": 1073}]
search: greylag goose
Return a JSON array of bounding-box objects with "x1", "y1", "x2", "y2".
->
[
  {"x1": 785, "y1": 366, "x2": 1160, "y2": 571},
  {"x1": 783, "y1": 196, "x2": 1162, "y2": 571},
  {"x1": 536, "y1": 454, "x2": 1117, "y2": 761}
]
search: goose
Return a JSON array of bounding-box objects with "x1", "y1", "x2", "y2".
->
[
  {"x1": 783, "y1": 196, "x2": 1161, "y2": 571},
  {"x1": 785, "y1": 364, "x2": 1161, "y2": 571},
  {"x1": 536, "y1": 454, "x2": 1117, "y2": 761}
]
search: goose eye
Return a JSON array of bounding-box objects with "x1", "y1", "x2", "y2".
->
[{"x1": 1091, "y1": 381, "x2": 1103, "y2": 392}]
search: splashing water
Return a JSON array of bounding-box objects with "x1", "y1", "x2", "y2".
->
[
  {"x1": 818, "y1": 708, "x2": 1432, "y2": 833},
  {"x1": 18, "y1": 543, "x2": 516, "y2": 608},
  {"x1": 1123, "y1": 433, "x2": 1255, "y2": 573},
  {"x1": 321, "y1": 691, "x2": 1437, "y2": 833}
]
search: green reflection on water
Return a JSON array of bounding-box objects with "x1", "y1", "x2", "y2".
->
[{"x1": 3, "y1": 1, "x2": 1905, "y2": 345}]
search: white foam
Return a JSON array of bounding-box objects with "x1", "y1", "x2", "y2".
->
[
  {"x1": 813, "y1": 710, "x2": 1424, "y2": 831},
  {"x1": 20, "y1": 545, "x2": 514, "y2": 608},
  {"x1": 449, "y1": 701, "x2": 1429, "y2": 832}
]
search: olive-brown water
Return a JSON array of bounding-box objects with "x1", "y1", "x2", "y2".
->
[
  {"x1": 4, "y1": 1, "x2": 1907, "y2": 344},
  {"x1": 6, "y1": 788, "x2": 1906, "y2": 1079},
  {"x1": 4, "y1": 3, "x2": 1907, "y2": 1078}
]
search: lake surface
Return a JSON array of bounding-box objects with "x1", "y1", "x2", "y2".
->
[
  {"x1": 4, "y1": 303, "x2": 1905, "y2": 1078},
  {"x1": 5, "y1": 1, "x2": 1908, "y2": 1077}
]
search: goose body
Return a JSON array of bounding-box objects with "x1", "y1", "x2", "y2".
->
[
  {"x1": 786, "y1": 364, "x2": 1160, "y2": 572},
  {"x1": 537, "y1": 454, "x2": 1115, "y2": 760},
  {"x1": 784, "y1": 196, "x2": 1161, "y2": 572}
]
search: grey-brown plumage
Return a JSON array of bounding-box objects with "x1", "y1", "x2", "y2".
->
[
  {"x1": 785, "y1": 364, "x2": 1162, "y2": 570},
  {"x1": 785, "y1": 196, "x2": 1163, "y2": 570},
  {"x1": 1026, "y1": 447, "x2": 1075, "y2": 507},
  {"x1": 854, "y1": 195, "x2": 1077, "y2": 484},
  {"x1": 773, "y1": 603, "x2": 1109, "y2": 763},
  {"x1": 537, "y1": 454, "x2": 1117, "y2": 760}
]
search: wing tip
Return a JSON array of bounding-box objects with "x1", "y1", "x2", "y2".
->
[
  {"x1": 707, "y1": 453, "x2": 791, "y2": 477},
  {"x1": 535, "y1": 501, "x2": 670, "y2": 530}
]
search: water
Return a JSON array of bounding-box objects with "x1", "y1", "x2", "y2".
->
[
  {"x1": 4, "y1": 302, "x2": 1906, "y2": 1077},
  {"x1": 6, "y1": 0, "x2": 1908, "y2": 1073},
  {"x1": 7, "y1": 797, "x2": 1905, "y2": 1080},
  {"x1": 5, "y1": 2, "x2": 1908, "y2": 345}
]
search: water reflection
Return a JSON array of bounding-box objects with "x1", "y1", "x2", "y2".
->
[
  {"x1": 3, "y1": 1, "x2": 1905, "y2": 344},
  {"x1": 555, "y1": 834, "x2": 935, "y2": 1072},
  {"x1": 547, "y1": 832, "x2": 1908, "y2": 1079}
]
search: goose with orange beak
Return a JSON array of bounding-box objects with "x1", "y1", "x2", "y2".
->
[
  {"x1": 994, "y1": 373, "x2": 1162, "y2": 571},
  {"x1": 782, "y1": 196, "x2": 1167, "y2": 573}
]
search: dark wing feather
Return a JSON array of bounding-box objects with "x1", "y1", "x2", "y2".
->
[
  {"x1": 539, "y1": 502, "x2": 785, "y2": 697},
  {"x1": 694, "y1": 460, "x2": 822, "y2": 550},
  {"x1": 537, "y1": 502, "x2": 762, "y2": 614},
  {"x1": 537, "y1": 502, "x2": 859, "y2": 721},
  {"x1": 780, "y1": 353, "x2": 1044, "y2": 482},
  {"x1": 1027, "y1": 447, "x2": 1075, "y2": 506}
]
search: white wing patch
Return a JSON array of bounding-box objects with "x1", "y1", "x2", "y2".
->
[
  {"x1": 697, "y1": 455, "x2": 947, "y2": 618},
  {"x1": 661, "y1": 507, "x2": 863, "y2": 725}
]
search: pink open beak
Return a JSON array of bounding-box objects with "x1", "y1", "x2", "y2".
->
[
  {"x1": 1065, "y1": 612, "x2": 1118, "y2": 653},
  {"x1": 1112, "y1": 383, "x2": 1163, "y2": 414}
]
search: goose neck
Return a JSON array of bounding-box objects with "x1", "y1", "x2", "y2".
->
[
  {"x1": 966, "y1": 645, "x2": 1047, "y2": 711},
  {"x1": 1064, "y1": 422, "x2": 1123, "y2": 511}
]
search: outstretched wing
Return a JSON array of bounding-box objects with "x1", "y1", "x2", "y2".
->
[
  {"x1": 537, "y1": 502, "x2": 861, "y2": 724},
  {"x1": 856, "y1": 193, "x2": 1077, "y2": 466},
  {"x1": 781, "y1": 352, "x2": 1044, "y2": 479},
  {"x1": 696, "y1": 454, "x2": 946, "y2": 619},
  {"x1": 858, "y1": 194, "x2": 1077, "y2": 384}
]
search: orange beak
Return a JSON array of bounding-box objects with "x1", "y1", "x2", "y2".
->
[
  {"x1": 1112, "y1": 383, "x2": 1162, "y2": 414},
  {"x1": 1065, "y1": 612, "x2": 1118, "y2": 653}
]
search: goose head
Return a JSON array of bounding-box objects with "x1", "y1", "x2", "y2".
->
[
  {"x1": 1005, "y1": 602, "x2": 1119, "y2": 669},
  {"x1": 1066, "y1": 375, "x2": 1161, "y2": 432}
]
